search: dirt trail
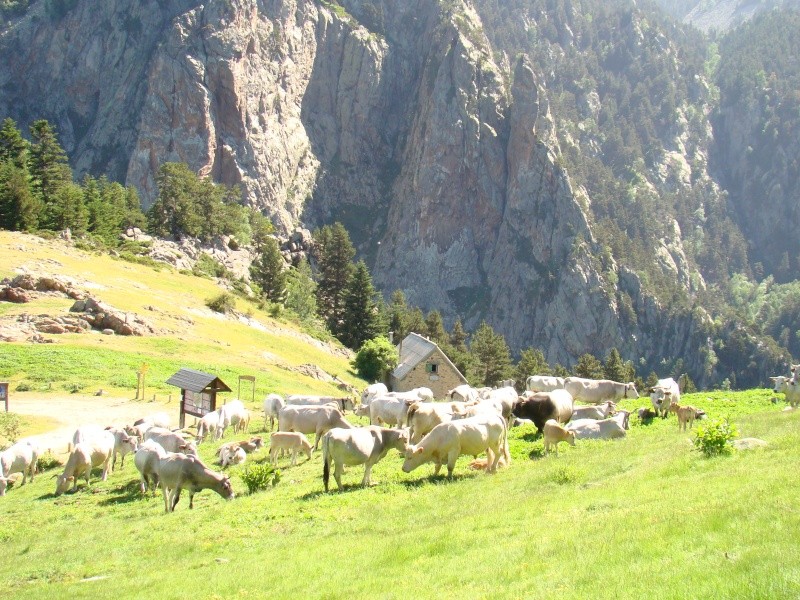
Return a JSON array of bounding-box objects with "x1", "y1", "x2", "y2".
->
[{"x1": 10, "y1": 394, "x2": 180, "y2": 454}]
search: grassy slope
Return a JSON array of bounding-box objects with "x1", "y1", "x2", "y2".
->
[
  {"x1": 0, "y1": 231, "x2": 362, "y2": 401},
  {"x1": 1, "y1": 392, "x2": 799, "y2": 598}
]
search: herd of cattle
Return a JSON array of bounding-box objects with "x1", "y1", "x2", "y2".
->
[{"x1": 1, "y1": 368, "x2": 797, "y2": 509}]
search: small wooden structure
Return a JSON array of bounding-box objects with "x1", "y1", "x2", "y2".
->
[
  {"x1": 0, "y1": 382, "x2": 8, "y2": 412},
  {"x1": 166, "y1": 368, "x2": 231, "y2": 428},
  {"x1": 390, "y1": 332, "x2": 467, "y2": 400},
  {"x1": 238, "y1": 375, "x2": 255, "y2": 403}
]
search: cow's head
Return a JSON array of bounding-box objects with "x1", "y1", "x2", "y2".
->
[
  {"x1": 625, "y1": 383, "x2": 639, "y2": 399},
  {"x1": 566, "y1": 431, "x2": 576, "y2": 446},
  {"x1": 218, "y1": 476, "x2": 235, "y2": 501},
  {"x1": 54, "y1": 474, "x2": 74, "y2": 496}
]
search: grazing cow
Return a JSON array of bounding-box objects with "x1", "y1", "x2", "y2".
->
[
  {"x1": 286, "y1": 395, "x2": 356, "y2": 412},
  {"x1": 649, "y1": 377, "x2": 680, "y2": 418},
  {"x1": 447, "y1": 385, "x2": 480, "y2": 403},
  {"x1": 526, "y1": 375, "x2": 566, "y2": 393},
  {"x1": 564, "y1": 377, "x2": 639, "y2": 404},
  {"x1": 196, "y1": 409, "x2": 222, "y2": 443},
  {"x1": 69, "y1": 424, "x2": 106, "y2": 452},
  {"x1": 104, "y1": 427, "x2": 139, "y2": 470},
  {"x1": 323, "y1": 426, "x2": 409, "y2": 492},
  {"x1": 566, "y1": 411, "x2": 630, "y2": 440},
  {"x1": 134, "y1": 440, "x2": 167, "y2": 494},
  {"x1": 133, "y1": 412, "x2": 171, "y2": 434},
  {"x1": 387, "y1": 387, "x2": 434, "y2": 403},
  {"x1": 480, "y1": 387, "x2": 517, "y2": 423},
  {"x1": 0, "y1": 441, "x2": 38, "y2": 496},
  {"x1": 406, "y1": 402, "x2": 457, "y2": 444},
  {"x1": 361, "y1": 383, "x2": 388, "y2": 406},
  {"x1": 402, "y1": 414, "x2": 509, "y2": 478},
  {"x1": 369, "y1": 396, "x2": 416, "y2": 429},
  {"x1": 220, "y1": 445, "x2": 247, "y2": 468},
  {"x1": 512, "y1": 389, "x2": 574, "y2": 433},
  {"x1": 262, "y1": 394, "x2": 285, "y2": 431},
  {"x1": 269, "y1": 432, "x2": 314, "y2": 466},
  {"x1": 156, "y1": 453, "x2": 234, "y2": 512},
  {"x1": 772, "y1": 377, "x2": 800, "y2": 408},
  {"x1": 55, "y1": 431, "x2": 115, "y2": 495},
  {"x1": 669, "y1": 402, "x2": 698, "y2": 432},
  {"x1": 543, "y1": 419, "x2": 576, "y2": 455},
  {"x1": 570, "y1": 401, "x2": 616, "y2": 421},
  {"x1": 217, "y1": 400, "x2": 249, "y2": 438},
  {"x1": 144, "y1": 427, "x2": 198, "y2": 456},
  {"x1": 278, "y1": 405, "x2": 353, "y2": 450}
]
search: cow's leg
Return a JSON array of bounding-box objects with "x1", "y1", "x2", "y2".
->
[
  {"x1": 314, "y1": 428, "x2": 323, "y2": 451},
  {"x1": 172, "y1": 488, "x2": 182, "y2": 511},
  {"x1": 291, "y1": 449, "x2": 298, "y2": 466},
  {"x1": 433, "y1": 460, "x2": 442, "y2": 476},
  {"x1": 162, "y1": 485, "x2": 170, "y2": 513},
  {"x1": 362, "y1": 462, "x2": 373, "y2": 487},
  {"x1": 270, "y1": 448, "x2": 277, "y2": 466},
  {"x1": 111, "y1": 451, "x2": 117, "y2": 472},
  {"x1": 334, "y1": 460, "x2": 344, "y2": 491},
  {"x1": 188, "y1": 490, "x2": 195, "y2": 509},
  {"x1": 101, "y1": 458, "x2": 111, "y2": 481},
  {"x1": 446, "y1": 449, "x2": 459, "y2": 478}
]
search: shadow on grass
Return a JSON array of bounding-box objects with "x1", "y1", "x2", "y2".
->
[
  {"x1": 528, "y1": 447, "x2": 546, "y2": 461},
  {"x1": 98, "y1": 480, "x2": 144, "y2": 506}
]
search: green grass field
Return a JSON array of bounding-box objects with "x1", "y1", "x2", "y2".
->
[{"x1": 2, "y1": 391, "x2": 800, "y2": 599}]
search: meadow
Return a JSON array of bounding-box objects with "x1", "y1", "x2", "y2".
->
[{"x1": 2, "y1": 231, "x2": 800, "y2": 598}]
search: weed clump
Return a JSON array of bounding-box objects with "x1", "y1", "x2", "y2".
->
[
  {"x1": 206, "y1": 292, "x2": 236, "y2": 314},
  {"x1": 694, "y1": 418, "x2": 737, "y2": 457},
  {"x1": 240, "y1": 463, "x2": 281, "y2": 494}
]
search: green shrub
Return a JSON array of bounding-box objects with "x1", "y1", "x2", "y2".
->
[
  {"x1": 117, "y1": 251, "x2": 164, "y2": 271},
  {"x1": 206, "y1": 292, "x2": 236, "y2": 314},
  {"x1": 351, "y1": 337, "x2": 398, "y2": 381},
  {"x1": 693, "y1": 418, "x2": 738, "y2": 457},
  {"x1": 36, "y1": 451, "x2": 62, "y2": 472},
  {"x1": 193, "y1": 253, "x2": 231, "y2": 279},
  {"x1": 15, "y1": 381, "x2": 32, "y2": 392},
  {"x1": 0, "y1": 412, "x2": 22, "y2": 443},
  {"x1": 240, "y1": 463, "x2": 281, "y2": 494},
  {"x1": 64, "y1": 382, "x2": 82, "y2": 394}
]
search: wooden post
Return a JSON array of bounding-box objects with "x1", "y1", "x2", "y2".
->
[
  {"x1": 139, "y1": 363, "x2": 149, "y2": 403},
  {"x1": 0, "y1": 382, "x2": 8, "y2": 412},
  {"x1": 135, "y1": 373, "x2": 141, "y2": 400}
]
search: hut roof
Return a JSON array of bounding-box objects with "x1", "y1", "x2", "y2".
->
[
  {"x1": 392, "y1": 332, "x2": 467, "y2": 383},
  {"x1": 166, "y1": 368, "x2": 231, "y2": 394}
]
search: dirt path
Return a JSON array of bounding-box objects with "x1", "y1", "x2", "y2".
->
[{"x1": 11, "y1": 394, "x2": 180, "y2": 454}]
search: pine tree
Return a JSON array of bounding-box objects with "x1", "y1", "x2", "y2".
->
[
  {"x1": 285, "y1": 260, "x2": 318, "y2": 322},
  {"x1": 514, "y1": 348, "x2": 551, "y2": 392},
  {"x1": 28, "y1": 119, "x2": 71, "y2": 226},
  {"x1": 148, "y1": 162, "x2": 201, "y2": 239},
  {"x1": 340, "y1": 260, "x2": 382, "y2": 350},
  {"x1": 574, "y1": 353, "x2": 605, "y2": 379},
  {"x1": 425, "y1": 310, "x2": 448, "y2": 345},
  {"x1": 388, "y1": 290, "x2": 408, "y2": 341},
  {"x1": 469, "y1": 321, "x2": 512, "y2": 387},
  {"x1": 603, "y1": 348, "x2": 626, "y2": 382},
  {"x1": 250, "y1": 236, "x2": 287, "y2": 303},
  {"x1": 449, "y1": 318, "x2": 468, "y2": 352},
  {"x1": 404, "y1": 307, "x2": 426, "y2": 337},
  {"x1": 47, "y1": 182, "x2": 87, "y2": 233},
  {"x1": 314, "y1": 222, "x2": 355, "y2": 336},
  {"x1": 0, "y1": 118, "x2": 28, "y2": 168},
  {"x1": 0, "y1": 161, "x2": 39, "y2": 230}
]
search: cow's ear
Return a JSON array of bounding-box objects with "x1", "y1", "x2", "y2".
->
[
  {"x1": 648, "y1": 388, "x2": 655, "y2": 393},
  {"x1": 414, "y1": 447, "x2": 424, "y2": 455}
]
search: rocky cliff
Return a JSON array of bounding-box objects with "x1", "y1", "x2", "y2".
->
[{"x1": 0, "y1": 0, "x2": 791, "y2": 385}]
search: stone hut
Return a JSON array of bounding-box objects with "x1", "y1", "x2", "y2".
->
[{"x1": 390, "y1": 332, "x2": 467, "y2": 400}]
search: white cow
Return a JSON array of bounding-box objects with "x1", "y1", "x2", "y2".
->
[
  {"x1": 446, "y1": 385, "x2": 480, "y2": 403},
  {"x1": 278, "y1": 405, "x2": 354, "y2": 450},
  {"x1": 286, "y1": 395, "x2": 355, "y2": 412},
  {"x1": 570, "y1": 401, "x2": 617, "y2": 422},
  {"x1": 0, "y1": 440, "x2": 38, "y2": 496},
  {"x1": 402, "y1": 414, "x2": 509, "y2": 478},
  {"x1": 269, "y1": 432, "x2": 313, "y2": 466},
  {"x1": 406, "y1": 402, "x2": 458, "y2": 444},
  {"x1": 104, "y1": 427, "x2": 139, "y2": 470},
  {"x1": 322, "y1": 426, "x2": 409, "y2": 491},
  {"x1": 218, "y1": 400, "x2": 249, "y2": 438},
  {"x1": 386, "y1": 387, "x2": 434, "y2": 403},
  {"x1": 566, "y1": 411, "x2": 630, "y2": 440},
  {"x1": 262, "y1": 394, "x2": 285, "y2": 431},
  {"x1": 196, "y1": 409, "x2": 223, "y2": 443},
  {"x1": 564, "y1": 377, "x2": 639, "y2": 404},
  {"x1": 772, "y1": 377, "x2": 800, "y2": 408},
  {"x1": 134, "y1": 440, "x2": 167, "y2": 494},
  {"x1": 220, "y1": 445, "x2": 247, "y2": 468},
  {"x1": 144, "y1": 427, "x2": 198, "y2": 456},
  {"x1": 526, "y1": 375, "x2": 565, "y2": 393},
  {"x1": 369, "y1": 396, "x2": 416, "y2": 428},
  {"x1": 479, "y1": 387, "x2": 517, "y2": 423},
  {"x1": 649, "y1": 377, "x2": 681, "y2": 417},
  {"x1": 361, "y1": 383, "x2": 388, "y2": 406},
  {"x1": 55, "y1": 431, "x2": 115, "y2": 495}
]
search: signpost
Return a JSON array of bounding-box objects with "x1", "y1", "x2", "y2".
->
[
  {"x1": 136, "y1": 363, "x2": 149, "y2": 400},
  {"x1": 238, "y1": 375, "x2": 255, "y2": 403},
  {"x1": 0, "y1": 382, "x2": 8, "y2": 412}
]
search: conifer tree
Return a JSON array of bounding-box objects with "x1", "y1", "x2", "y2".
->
[
  {"x1": 250, "y1": 236, "x2": 287, "y2": 303},
  {"x1": 449, "y1": 318, "x2": 468, "y2": 352},
  {"x1": 469, "y1": 321, "x2": 512, "y2": 387},
  {"x1": 0, "y1": 161, "x2": 39, "y2": 230},
  {"x1": 603, "y1": 348, "x2": 626, "y2": 382},
  {"x1": 514, "y1": 348, "x2": 551, "y2": 392},
  {"x1": 425, "y1": 310, "x2": 448, "y2": 345},
  {"x1": 388, "y1": 290, "x2": 408, "y2": 341},
  {"x1": 285, "y1": 260, "x2": 318, "y2": 322},
  {"x1": 340, "y1": 260, "x2": 382, "y2": 350},
  {"x1": 0, "y1": 118, "x2": 28, "y2": 168},
  {"x1": 314, "y1": 222, "x2": 355, "y2": 336},
  {"x1": 29, "y1": 119, "x2": 71, "y2": 226},
  {"x1": 574, "y1": 353, "x2": 605, "y2": 379}
]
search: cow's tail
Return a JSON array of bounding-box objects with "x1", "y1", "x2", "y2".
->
[
  {"x1": 501, "y1": 418, "x2": 510, "y2": 468},
  {"x1": 322, "y1": 433, "x2": 331, "y2": 492}
]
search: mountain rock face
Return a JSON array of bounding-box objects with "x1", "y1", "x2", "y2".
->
[
  {"x1": 653, "y1": 0, "x2": 800, "y2": 32},
  {"x1": 0, "y1": 0, "x2": 792, "y2": 385}
]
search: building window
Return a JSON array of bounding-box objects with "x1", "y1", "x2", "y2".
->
[{"x1": 426, "y1": 363, "x2": 438, "y2": 374}]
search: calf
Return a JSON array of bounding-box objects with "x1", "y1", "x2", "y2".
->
[
  {"x1": 269, "y1": 432, "x2": 313, "y2": 466},
  {"x1": 134, "y1": 440, "x2": 167, "y2": 494},
  {"x1": 196, "y1": 409, "x2": 222, "y2": 443},
  {"x1": 217, "y1": 437, "x2": 264, "y2": 463},
  {"x1": 157, "y1": 453, "x2": 234, "y2": 512},
  {"x1": 55, "y1": 431, "x2": 115, "y2": 495},
  {"x1": 322, "y1": 426, "x2": 408, "y2": 492},
  {"x1": 543, "y1": 419, "x2": 576, "y2": 455},
  {"x1": 402, "y1": 414, "x2": 509, "y2": 478},
  {"x1": 144, "y1": 427, "x2": 198, "y2": 456},
  {"x1": 570, "y1": 401, "x2": 616, "y2": 421},
  {"x1": 262, "y1": 394, "x2": 285, "y2": 431},
  {"x1": 105, "y1": 426, "x2": 139, "y2": 470},
  {"x1": 0, "y1": 440, "x2": 38, "y2": 496},
  {"x1": 669, "y1": 402, "x2": 698, "y2": 432},
  {"x1": 220, "y1": 445, "x2": 247, "y2": 468}
]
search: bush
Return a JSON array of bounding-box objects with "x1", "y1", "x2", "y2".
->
[
  {"x1": 351, "y1": 337, "x2": 399, "y2": 381},
  {"x1": 15, "y1": 381, "x2": 32, "y2": 392},
  {"x1": 693, "y1": 418, "x2": 738, "y2": 457},
  {"x1": 36, "y1": 451, "x2": 62, "y2": 472},
  {"x1": 240, "y1": 463, "x2": 281, "y2": 494},
  {"x1": 192, "y1": 253, "x2": 230, "y2": 279},
  {"x1": 0, "y1": 412, "x2": 22, "y2": 444},
  {"x1": 206, "y1": 292, "x2": 236, "y2": 314}
]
